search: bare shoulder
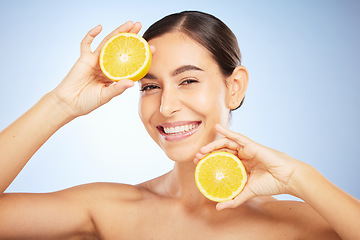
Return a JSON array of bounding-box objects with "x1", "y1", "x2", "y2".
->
[
  {"x1": 252, "y1": 197, "x2": 340, "y2": 239},
  {"x1": 69, "y1": 182, "x2": 148, "y2": 214},
  {"x1": 0, "y1": 182, "x2": 147, "y2": 239},
  {"x1": 74, "y1": 182, "x2": 145, "y2": 200},
  {"x1": 69, "y1": 182, "x2": 149, "y2": 237},
  {"x1": 46, "y1": 181, "x2": 146, "y2": 208}
]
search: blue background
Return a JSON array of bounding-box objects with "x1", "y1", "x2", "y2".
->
[{"x1": 1, "y1": 0, "x2": 359, "y2": 200}]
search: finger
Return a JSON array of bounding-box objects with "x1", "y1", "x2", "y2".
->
[
  {"x1": 129, "y1": 22, "x2": 142, "y2": 34},
  {"x1": 216, "y1": 187, "x2": 256, "y2": 211},
  {"x1": 94, "y1": 21, "x2": 135, "y2": 54},
  {"x1": 100, "y1": 79, "x2": 135, "y2": 104},
  {"x1": 193, "y1": 153, "x2": 202, "y2": 164},
  {"x1": 217, "y1": 124, "x2": 270, "y2": 162},
  {"x1": 200, "y1": 137, "x2": 240, "y2": 155},
  {"x1": 81, "y1": 25, "x2": 102, "y2": 55},
  {"x1": 215, "y1": 124, "x2": 252, "y2": 146},
  {"x1": 194, "y1": 139, "x2": 239, "y2": 164},
  {"x1": 216, "y1": 199, "x2": 235, "y2": 211},
  {"x1": 217, "y1": 148, "x2": 238, "y2": 156},
  {"x1": 193, "y1": 133, "x2": 244, "y2": 165}
]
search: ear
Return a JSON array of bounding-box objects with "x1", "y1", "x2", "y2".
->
[{"x1": 226, "y1": 66, "x2": 249, "y2": 110}]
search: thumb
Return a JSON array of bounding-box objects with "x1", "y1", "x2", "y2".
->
[
  {"x1": 216, "y1": 187, "x2": 256, "y2": 211},
  {"x1": 101, "y1": 80, "x2": 134, "y2": 103}
]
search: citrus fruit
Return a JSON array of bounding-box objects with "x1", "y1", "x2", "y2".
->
[
  {"x1": 195, "y1": 151, "x2": 247, "y2": 202},
  {"x1": 99, "y1": 32, "x2": 152, "y2": 81}
]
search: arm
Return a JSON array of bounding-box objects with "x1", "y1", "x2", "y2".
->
[
  {"x1": 195, "y1": 124, "x2": 360, "y2": 240},
  {"x1": 0, "y1": 185, "x2": 96, "y2": 239},
  {"x1": 292, "y1": 163, "x2": 360, "y2": 240},
  {"x1": 0, "y1": 22, "x2": 138, "y2": 194},
  {"x1": 0, "y1": 21, "x2": 141, "y2": 239},
  {"x1": 0, "y1": 93, "x2": 72, "y2": 194}
]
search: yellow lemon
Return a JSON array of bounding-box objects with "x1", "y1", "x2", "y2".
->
[
  {"x1": 99, "y1": 33, "x2": 151, "y2": 81},
  {"x1": 195, "y1": 151, "x2": 247, "y2": 202}
]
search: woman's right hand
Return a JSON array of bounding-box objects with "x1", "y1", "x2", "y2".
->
[{"x1": 51, "y1": 21, "x2": 142, "y2": 119}]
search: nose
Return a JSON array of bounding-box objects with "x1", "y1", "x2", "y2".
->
[{"x1": 160, "y1": 86, "x2": 181, "y2": 117}]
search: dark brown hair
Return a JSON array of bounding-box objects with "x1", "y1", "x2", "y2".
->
[{"x1": 143, "y1": 11, "x2": 244, "y2": 110}]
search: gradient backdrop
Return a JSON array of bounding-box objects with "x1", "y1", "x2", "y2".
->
[{"x1": 1, "y1": 0, "x2": 359, "y2": 201}]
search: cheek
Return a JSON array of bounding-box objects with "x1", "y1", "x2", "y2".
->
[
  {"x1": 187, "y1": 83, "x2": 228, "y2": 117},
  {"x1": 138, "y1": 96, "x2": 153, "y2": 126}
]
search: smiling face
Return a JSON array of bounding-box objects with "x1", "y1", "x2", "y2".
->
[{"x1": 138, "y1": 32, "x2": 232, "y2": 162}]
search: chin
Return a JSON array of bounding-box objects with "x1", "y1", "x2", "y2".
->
[
  {"x1": 159, "y1": 135, "x2": 219, "y2": 163},
  {"x1": 147, "y1": 121, "x2": 222, "y2": 162},
  {"x1": 160, "y1": 143, "x2": 200, "y2": 163}
]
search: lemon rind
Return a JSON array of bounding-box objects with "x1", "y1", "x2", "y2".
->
[
  {"x1": 99, "y1": 32, "x2": 152, "y2": 82},
  {"x1": 195, "y1": 151, "x2": 247, "y2": 202}
]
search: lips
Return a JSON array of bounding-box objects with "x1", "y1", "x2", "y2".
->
[{"x1": 157, "y1": 121, "x2": 201, "y2": 141}]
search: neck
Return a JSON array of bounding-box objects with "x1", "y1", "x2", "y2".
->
[{"x1": 165, "y1": 160, "x2": 212, "y2": 207}]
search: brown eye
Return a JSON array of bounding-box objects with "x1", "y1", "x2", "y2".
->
[
  {"x1": 140, "y1": 84, "x2": 160, "y2": 92},
  {"x1": 180, "y1": 79, "x2": 199, "y2": 85}
]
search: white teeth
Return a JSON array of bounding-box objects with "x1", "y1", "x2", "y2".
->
[
  {"x1": 163, "y1": 123, "x2": 199, "y2": 135},
  {"x1": 184, "y1": 125, "x2": 189, "y2": 131},
  {"x1": 180, "y1": 125, "x2": 185, "y2": 132}
]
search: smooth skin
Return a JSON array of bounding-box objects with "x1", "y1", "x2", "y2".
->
[{"x1": 0, "y1": 21, "x2": 359, "y2": 239}]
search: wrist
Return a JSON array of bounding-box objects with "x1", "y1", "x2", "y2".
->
[
  {"x1": 287, "y1": 161, "x2": 324, "y2": 200},
  {"x1": 40, "y1": 92, "x2": 76, "y2": 127}
]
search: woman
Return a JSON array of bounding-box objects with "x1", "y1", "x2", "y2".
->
[{"x1": 0, "y1": 11, "x2": 358, "y2": 239}]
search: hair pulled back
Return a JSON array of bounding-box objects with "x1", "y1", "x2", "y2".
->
[{"x1": 143, "y1": 11, "x2": 244, "y2": 110}]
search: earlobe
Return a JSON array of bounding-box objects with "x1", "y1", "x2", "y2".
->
[{"x1": 228, "y1": 66, "x2": 249, "y2": 110}]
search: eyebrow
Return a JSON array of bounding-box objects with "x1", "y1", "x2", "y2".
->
[
  {"x1": 142, "y1": 65, "x2": 204, "y2": 79},
  {"x1": 171, "y1": 65, "x2": 204, "y2": 76}
]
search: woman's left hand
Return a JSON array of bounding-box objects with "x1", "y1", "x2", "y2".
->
[{"x1": 194, "y1": 124, "x2": 303, "y2": 210}]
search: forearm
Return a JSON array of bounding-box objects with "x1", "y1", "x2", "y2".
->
[
  {"x1": 291, "y1": 163, "x2": 360, "y2": 240},
  {"x1": 0, "y1": 92, "x2": 74, "y2": 194}
]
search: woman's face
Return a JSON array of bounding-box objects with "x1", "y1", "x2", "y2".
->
[{"x1": 138, "y1": 32, "x2": 232, "y2": 162}]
